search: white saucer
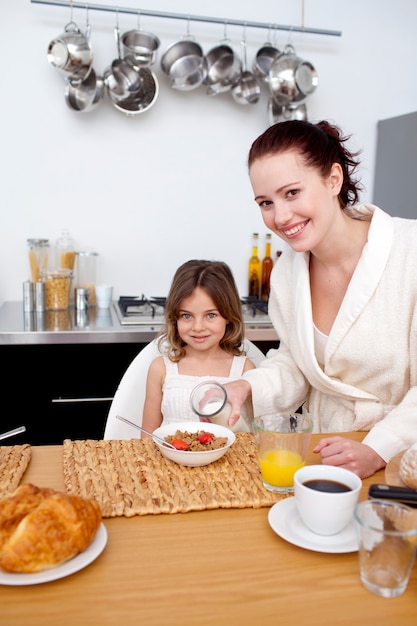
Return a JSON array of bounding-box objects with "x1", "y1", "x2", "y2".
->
[
  {"x1": 0, "y1": 523, "x2": 107, "y2": 586},
  {"x1": 268, "y1": 497, "x2": 358, "y2": 553}
]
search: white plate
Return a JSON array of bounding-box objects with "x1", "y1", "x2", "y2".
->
[
  {"x1": 268, "y1": 497, "x2": 358, "y2": 553},
  {"x1": 0, "y1": 523, "x2": 107, "y2": 586}
]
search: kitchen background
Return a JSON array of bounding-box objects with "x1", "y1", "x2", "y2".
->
[{"x1": 1, "y1": 0, "x2": 416, "y2": 305}]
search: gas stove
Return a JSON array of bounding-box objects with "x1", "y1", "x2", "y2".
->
[{"x1": 114, "y1": 296, "x2": 272, "y2": 328}]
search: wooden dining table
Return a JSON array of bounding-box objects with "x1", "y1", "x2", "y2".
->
[{"x1": 1, "y1": 432, "x2": 416, "y2": 626}]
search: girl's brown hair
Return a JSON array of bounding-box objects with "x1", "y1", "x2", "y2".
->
[
  {"x1": 248, "y1": 120, "x2": 363, "y2": 208},
  {"x1": 158, "y1": 260, "x2": 245, "y2": 362}
]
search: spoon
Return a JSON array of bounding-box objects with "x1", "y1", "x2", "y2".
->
[
  {"x1": 0, "y1": 426, "x2": 26, "y2": 442},
  {"x1": 115, "y1": 415, "x2": 177, "y2": 449}
]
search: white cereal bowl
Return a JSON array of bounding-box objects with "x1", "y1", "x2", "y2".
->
[{"x1": 152, "y1": 421, "x2": 236, "y2": 467}]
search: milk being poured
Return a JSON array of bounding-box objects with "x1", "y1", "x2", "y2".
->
[{"x1": 200, "y1": 400, "x2": 244, "y2": 433}]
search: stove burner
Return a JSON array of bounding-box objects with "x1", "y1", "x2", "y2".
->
[
  {"x1": 240, "y1": 297, "x2": 269, "y2": 317},
  {"x1": 116, "y1": 295, "x2": 271, "y2": 327}
]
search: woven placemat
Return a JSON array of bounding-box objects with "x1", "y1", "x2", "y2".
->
[
  {"x1": 63, "y1": 434, "x2": 285, "y2": 517},
  {"x1": 0, "y1": 445, "x2": 32, "y2": 498}
]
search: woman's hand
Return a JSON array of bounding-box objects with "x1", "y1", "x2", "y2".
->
[
  {"x1": 313, "y1": 436, "x2": 386, "y2": 479},
  {"x1": 222, "y1": 379, "x2": 252, "y2": 427}
]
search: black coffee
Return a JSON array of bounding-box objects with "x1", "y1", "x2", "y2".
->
[{"x1": 303, "y1": 479, "x2": 352, "y2": 493}]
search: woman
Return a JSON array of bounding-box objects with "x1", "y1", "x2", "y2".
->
[{"x1": 225, "y1": 120, "x2": 417, "y2": 478}]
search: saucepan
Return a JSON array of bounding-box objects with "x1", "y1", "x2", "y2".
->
[
  {"x1": 47, "y1": 21, "x2": 93, "y2": 83},
  {"x1": 231, "y1": 39, "x2": 261, "y2": 105},
  {"x1": 253, "y1": 41, "x2": 281, "y2": 83},
  {"x1": 107, "y1": 67, "x2": 159, "y2": 116},
  {"x1": 268, "y1": 97, "x2": 308, "y2": 125},
  {"x1": 269, "y1": 44, "x2": 318, "y2": 105},
  {"x1": 121, "y1": 29, "x2": 160, "y2": 68},
  {"x1": 203, "y1": 41, "x2": 241, "y2": 95},
  {"x1": 65, "y1": 68, "x2": 104, "y2": 112},
  {"x1": 104, "y1": 26, "x2": 142, "y2": 101},
  {"x1": 161, "y1": 37, "x2": 207, "y2": 91}
]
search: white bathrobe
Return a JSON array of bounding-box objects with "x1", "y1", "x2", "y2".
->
[{"x1": 244, "y1": 205, "x2": 417, "y2": 462}]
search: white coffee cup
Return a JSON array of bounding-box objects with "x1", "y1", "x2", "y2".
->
[
  {"x1": 95, "y1": 285, "x2": 113, "y2": 309},
  {"x1": 294, "y1": 465, "x2": 362, "y2": 536}
]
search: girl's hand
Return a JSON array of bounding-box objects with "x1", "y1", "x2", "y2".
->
[
  {"x1": 222, "y1": 379, "x2": 252, "y2": 427},
  {"x1": 313, "y1": 436, "x2": 386, "y2": 479}
]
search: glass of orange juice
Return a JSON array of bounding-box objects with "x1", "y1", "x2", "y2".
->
[{"x1": 253, "y1": 413, "x2": 313, "y2": 493}]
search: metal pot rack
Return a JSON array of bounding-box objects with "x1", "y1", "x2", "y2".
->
[{"x1": 30, "y1": 0, "x2": 342, "y2": 38}]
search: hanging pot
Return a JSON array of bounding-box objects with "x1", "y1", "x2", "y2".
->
[
  {"x1": 269, "y1": 44, "x2": 318, "y2": 105},
  {"x1": 65, "y1": 68, "x2": 104, "y2": 112},
  {"x1": 47, "y1": 21, "x2": 93, "y2": 83},
  {"x1": 104, "y1": 27, "x2": 143, "y2": 101},
  {"x1": 161, "y1": 38, "x2": 207, "y2": 91},
  {"x1": 121, "y1": 30, "x2": 160, "y2": 68},
  {"x1": 231, "y1": 40, "x2": 261, "y2": 105},
  {"x1": 268, "y1": 98, "x2": 308, "y2": 125},
  {"x1": 107, "y1": 68, "x2": 159, "y2": 116},
  {"x1": 203, "y1": 42, "x2": 241, "y2": 95},
  {"x1": 253, "y1": 42, "x2": 281, "y2": 83}
]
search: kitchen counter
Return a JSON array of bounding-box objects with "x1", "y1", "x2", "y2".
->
[{"x1": 0, "y1": 301, "x2": 279, "y2": 345}]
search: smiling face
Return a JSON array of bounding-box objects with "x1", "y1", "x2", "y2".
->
[
  {"x1": 176, "y1": 286, "x2": 229, "y2": 352},
  {"x1": 250, "y1": 149, "x2": 343, "y2": 254}
]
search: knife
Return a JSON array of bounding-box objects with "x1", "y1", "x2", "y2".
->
[{"x1": 368, "y1": 484, "x2": 417, "y2": 508}]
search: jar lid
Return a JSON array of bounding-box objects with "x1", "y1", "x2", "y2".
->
[
  {"x1": 40, "y1": 268, "x2": 73, "y2": 278},
  {"x1": 77, "y1": 251, "x2": 99, "y2": 256},
  {"x1": 27, "y1": 238, "x2": 49, "y2": 247}
]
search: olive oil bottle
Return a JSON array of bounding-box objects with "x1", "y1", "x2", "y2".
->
[
  {"x1": 261, "y1": 233, "x2": 273, "y2": 302},
  {"x1": 248, "y1": 233, "x2": 261, "y2": 298}
]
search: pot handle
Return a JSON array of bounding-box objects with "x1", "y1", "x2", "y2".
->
[
  {"x1": 65, "y1": 21, "x2": 81, "y2": 34},
  {"x1": 114, "y1": 25, "x2": 122, "y2": 59}
]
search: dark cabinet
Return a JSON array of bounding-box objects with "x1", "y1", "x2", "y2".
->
[
  {"x1": 2, "y1": 339, "x2": 278, "y2": 446},
  {"x1": 2, "y1": 343, "x2": 144, "y2": 445}
]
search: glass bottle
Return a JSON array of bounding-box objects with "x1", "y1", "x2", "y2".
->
[
  {"x1": 56, "y1": 229, "x2": 76, "y2": 271},
  {"x1": 261, "y1": 233, "x2": 274, "y2": 302},
  {"x1": 248, "y1": 233, "x2": 261, "y2": 298}
]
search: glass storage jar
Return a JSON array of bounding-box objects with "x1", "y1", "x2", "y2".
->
[
  {"x1": 41, "y1": 269, "x2": 73, "y2": 310},
  {"x1": 56, "y1": 229, "x2": 76, "y2": 270},
  {"x1": 76, "y1": 251, "x2": 98, "y2": 305},
  {"x1": 27, "y1": 238, "x2": 50, "y2": 283}
]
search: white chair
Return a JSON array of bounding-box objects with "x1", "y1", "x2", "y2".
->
[{"x1": 103, "y1": 338, "x2": 266, "y2": 440}]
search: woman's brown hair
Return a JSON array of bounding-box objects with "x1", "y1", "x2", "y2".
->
[
  {"x1": 248, "y1": 120, "x2": 363, "y2": 208},
  {"x1": 158, "y1": 260, "x2": 245, "y2": 362}
]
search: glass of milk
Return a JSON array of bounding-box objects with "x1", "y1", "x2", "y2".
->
[{"x1": 190, "y1": 381, "x2": 252, "y2": 433}]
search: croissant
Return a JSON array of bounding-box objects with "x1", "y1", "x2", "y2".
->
[{"x1": 0, "y1": 483, "x2": 102, "y2": 573}]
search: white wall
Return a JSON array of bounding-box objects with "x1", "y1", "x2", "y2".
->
[{"x1": 1, "y1": 0, "x2": 416, "y2": 303}]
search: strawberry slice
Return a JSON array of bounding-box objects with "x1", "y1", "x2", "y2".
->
[
  {"x1": 170, "y1": 439, "x2": 189, "y2": 450},
  {"x1": 196, "y1": 432, "x2": 214, "y2": 444}
]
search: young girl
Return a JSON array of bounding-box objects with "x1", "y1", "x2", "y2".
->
[{"x1": 142, "y1": 260, "x2": 255, "y2": 434}]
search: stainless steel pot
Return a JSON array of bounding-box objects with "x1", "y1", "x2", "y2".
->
[
  {"x1": 253, "y1": 42, "x2": 281, "y2": 83},
  {"x1": 107, "y1": 68, "x2": 159, "y2": 116},
  {"x1": 268, "y1": 97, "x2": 308, "y2": 125},
  {"x1": 203, "y1": 43, "x2": 241, "y2": 95},
  {"x1": 104, "y1": 27, "x2": 143, "y2": 101},
  {"x1": 65, "y1": 68, "x2": 104, "y2": 112},
  {"x1": 161, "y1": 38, "x2": 207, "y2": 91},
  {"x1": 269, "y1": 44, "x2": 318, "y2": 105},
  {"x1": 47, "y1": 21, "x2": 93, "y2": 83},
  {"x1": 231, "y1": 40, "x2": 261, "y2": 105},
  {"x1": 121, "y1": 30, "x2": 160, "y2": 68}
]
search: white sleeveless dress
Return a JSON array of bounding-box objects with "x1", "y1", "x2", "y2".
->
[{"x1": 161, "y1": 355, "x2": 250, "y2": 430}]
